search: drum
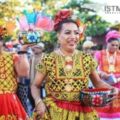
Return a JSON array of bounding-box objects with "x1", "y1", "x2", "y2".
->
[{"x1": 80, "y1": 88, "x2": 113, "y2": 107}]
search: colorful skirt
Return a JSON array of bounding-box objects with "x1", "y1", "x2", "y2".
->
[
  {"x1": 0, "y1": 93, "x2": 28, "y2": 120},
  {"x1": 96, "y1": 82, "x2": 120, "y2": 118},
  {"x1": 33, "y1": 97, "x2": 100, "y2": 120}
]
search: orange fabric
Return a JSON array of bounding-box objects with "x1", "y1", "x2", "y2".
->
[{"x1": 101, "y1": 50, "x2": 120, "y2": 74}]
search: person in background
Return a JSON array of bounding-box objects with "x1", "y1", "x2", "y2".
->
[
  {"x1": 16, "y1": 43, "x2": 45, "y2": 118},
  {"x1": 31, "y1": 9, "x2": 119, "y2": 120},
  {"x1": 29, "y1": 42, "x2": 46, "y2": 109},
  {"x1": 94, "y1": 30, "x2": 120, "y2": 120},
  {"x1": 0, "y1": 36, "x2": 30, "y2": 120},
  {"x1": 30, "y1": 42, "x2": 45, "y2": 84},
  {"x1": 82, "y1": 40, "x2": 96, "y2": 56}
]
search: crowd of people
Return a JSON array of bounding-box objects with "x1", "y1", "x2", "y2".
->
[{"x1": 0, "y1": 9, "x2": 120, "y2": 120}]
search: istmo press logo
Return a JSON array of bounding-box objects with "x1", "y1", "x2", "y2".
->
[{"x1": 104, "y1": 5, "x2": 120, "y2": 14}]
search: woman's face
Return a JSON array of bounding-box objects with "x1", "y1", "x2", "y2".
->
[
  {"x1": 107, "y1": 40, "x2": 119, "y2": 53},
  {"x1": 57, "y1": 22, "x2": 79, "y2": 52}
]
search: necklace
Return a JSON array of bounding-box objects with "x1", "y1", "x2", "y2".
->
[
  {"x1": 58, "y1": 49, "x2": 77, "y2": 72},
  {"x1": 106, "y1": 50, "x2": 116, "y2": 73},
  {"x1": 56, "y1": 49, "x2": 78, "y2": 92},
  {"x1": 58, "y1": 48, "x2": 76, "y2": 56}
]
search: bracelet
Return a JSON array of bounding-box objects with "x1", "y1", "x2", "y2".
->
[
  {"x1": 35, "y1": 98, "x2": 42, "y2": 107},
  {"x1": 18, "y1": 51, "x2": 28, "y2": 54}
]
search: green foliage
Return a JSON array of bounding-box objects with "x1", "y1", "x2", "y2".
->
[
  {"x1": 41, "y1": 31, "x2": 57, "y2": 52},
  {"x1": 42, "y1": 31, "x2": 57, "y2": 43},
  {"x1": 63, "y1": 0, "x2": 90, "y2": 9},
  {"x1": 63, "y1": 0, "x2": 110, "y2": 37},
  {"x1": 3, "y1": 35, "x2": 12, "y2": 42},
  {"x1": 84, "y1": 15, "x2": 110, "y2": 36}
]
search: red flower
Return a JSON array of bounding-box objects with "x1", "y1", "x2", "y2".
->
[
  {"x1": 54, "y1": 9, "x2": 72, "y2": 30},
  {"x1": 0, "y1": 26, "x2": 7, "y2": 37},
  {"x1": 92, "y1": 95, "x2": 103, "y2": 106}
]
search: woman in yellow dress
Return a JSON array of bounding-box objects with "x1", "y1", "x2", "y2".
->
[
  {"x1": 0, "y1": 27, "x2": 30, "y2": 120},
  {"x1": 31, "y1": 9, "x2": 119, "y2": 120}
]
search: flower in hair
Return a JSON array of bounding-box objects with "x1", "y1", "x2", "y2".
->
[
  {"x1": 54, "y1": 9, "x2": 86, "y2": 41},
  {"x1": 54, "y1": 9, "x2": 72, "y2": 30}
]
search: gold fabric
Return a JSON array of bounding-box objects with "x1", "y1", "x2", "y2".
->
[
  {"x1": 0, "y1": 52, "x2": 17, "y2": 93},
  {"x1": 0, "y1": 115, "x2": 16, "y2": 120},
  {"x1": 36, "y1": 51, "x2": 99, "y2": 120}
]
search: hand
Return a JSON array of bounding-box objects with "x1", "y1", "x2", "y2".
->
[
  {"x1": 21, "y1": 44, "x2": 36, "y2": 51},
  {"x1": 99, "y1": 71, "x2": 110, "y2": 79},
  {"x1": 35, "y1": 99, "x2": 46, "y2": 119},
  {"x1": 108, "y1": 87, "x2": 120, "y2": 101}
]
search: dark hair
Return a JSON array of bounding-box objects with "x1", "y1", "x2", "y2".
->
[
  {"x1": 107, "y1": 38, "x2": 119, "y2": 43},
  {"x1": 54, "y1": 19, "x2": 79, "y2": 32}
]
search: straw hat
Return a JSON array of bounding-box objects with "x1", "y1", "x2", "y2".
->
[
  {"x1": 33, "y1": 42, "x2": 45, "y2": 49},
  {"x1": 82, "y1": 40, "x2": 94, "y2": 49}
]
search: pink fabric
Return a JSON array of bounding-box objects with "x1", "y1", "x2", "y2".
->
[
  {"x1": 94, "y1": 51, "x2": 101, "y2": 70},
  {"x1": 18, "y1": 16, "x2": 29, "y2": 31},
  {"x1": 99, "y1": 112, "x2": 120, "y2": 118},
  {"x1": 94, "y1": 51, "x2": 101, "y2": 60},
  {"x1": 106, "y1": 30, "x2": 120, "y2": 43},
  {"x1": 35, "y1": 16, "x2": 54, "y2": 31}
]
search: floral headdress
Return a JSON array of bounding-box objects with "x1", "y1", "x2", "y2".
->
[
  {"x1": 54, "y1": 9, "x2": 72, "y2": 31},
  {"x1": 105, "y1": 30, "x2": 120, "y2": 43},
  {"x1": 54, "y1": 9, "x2": 85, "y2": 41}
]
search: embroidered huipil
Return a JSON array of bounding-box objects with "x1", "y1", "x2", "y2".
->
[
  {"x1": 36, "y1": 51, "x2": 99, "y2": 120},
  {"x1": 0, "y1": 52, "x2": 27, "y2": 120}
]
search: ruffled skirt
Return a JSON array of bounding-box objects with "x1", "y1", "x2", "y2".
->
[
  {"x1": 33, "y1": 97, "x2": 100, "y2": 120},
  {"x1": 0, "y1": 93, "x2": 28, "y2": 120}
]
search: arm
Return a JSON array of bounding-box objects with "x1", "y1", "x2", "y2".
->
[
  {"x1": 90, "y1": 70, "x2": 112, "y2": 88},
  {"x1": 31, "y1": 71, "x2": 46, "y2": 118},
  {"x1": 31, "y1": 71, "x2": 45, "y2": 101},
  {"x1": 14, "y1": 54, "x2": 30, "y2": 77},
  {"x1": 14, "y1": 44, "x2": 30, "y2": 77},
  {"x1": 90, "y1": 70, "x2": 120, "y2": 97},
  {"x1": 14, "y1": 44, "x2": 34, "y2": 77}
]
